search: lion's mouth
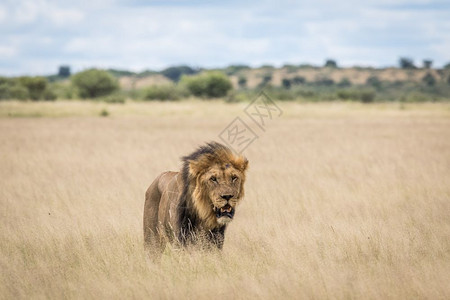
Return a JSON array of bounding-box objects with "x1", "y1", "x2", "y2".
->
[{"x1": 215, "y1": 204, "x2": 235, "y2": 219}]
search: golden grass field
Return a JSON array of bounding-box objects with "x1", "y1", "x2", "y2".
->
[{"x1": 1, "y1": 100, "x2": 450, "y2": 299}]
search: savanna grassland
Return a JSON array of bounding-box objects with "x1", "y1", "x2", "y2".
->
[{"x1": 1, "y1": 100, "x2": 450, "y2": 299}]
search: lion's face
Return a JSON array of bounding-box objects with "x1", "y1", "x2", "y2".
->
[
  {"x1": 188, "y1": 148, "x2": 248, "y2": 229},
  {"x1": 201, "y1": 164, "x2": 245, "y2": 225}
]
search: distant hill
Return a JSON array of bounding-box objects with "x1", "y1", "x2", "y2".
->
[{"x1": 107, "y1": 65, "x2": 449, "y2": 90}]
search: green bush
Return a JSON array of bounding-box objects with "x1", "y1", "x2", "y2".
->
[
  {"x1": 337, "y1": 89, "x2": 358, "y2": 100},
  {"x1": 0, "y1": 76, "x2": 55, "y2": 100},
  {"x1": 143, "y1": 85, "x2": 183, "y2": 101},
  {"x1": 360, "y1": 89, "x2": 376, "y2": 103},
  {"x1": 101, "y1": 93, "x2": 126, "y2": 103},
  {"x1": 180, "y1": 72, "x2": 232, "y2": 98},
  {"x1": 337, "y1": 88, "x2": 376, "y2": 102},
  {"x1": 49, "y1": 82, "x2": 75, "y2": 99},
  {"x1": 71, "y1": 69, "x2": 119, "y2": 98},
  {"x1": 18, "y1": 76, "x2": 48, "y2": 100},
  {"x1": 43, "y1": 89, "x2": 57, "y2": 101},
  {"x1": 10, "y1": 85, "x2": 30, "y2": 100}
]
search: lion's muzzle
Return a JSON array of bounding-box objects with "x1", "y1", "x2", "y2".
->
[{"x1": 215, "y1": 204, "x2": 235, "y2": 219}]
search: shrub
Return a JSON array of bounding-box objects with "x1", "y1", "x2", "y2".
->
[
  {"x1": 238, "y1": 76, "x2": 247, "y2": 89},
  {"x1": 143, "y1": 85, "x2": 182, "y2": 101},
  {"x1": 161, "y1": 66, "x2": 198, "y2": 82},
  {"x1": 100, "y1": 109, "x2": 109, "y2": 117},
  {"x1": 283, "y1": 64, "x2": 298, "y2": 73},
  {"x1": 71, "y1": 69, "x2": 119, "y2": 98},
  {"x1": 366, "y1": 76, "x2": 382, "y2": 89},
  {"x1": 9, "y1": 85, "x2": 29, "y2": 100},
  {"x1": 291, "y1": 76, "x2": 306, "y2": 85},
  {"x1": 360, "y1": 89, "x2": 376, "y2": 103},
  {"x1": 337, "y1": 78, "x2": 352, "y2": 87},
  {"x1": 314, "y1": 76, "x2": 334, "y2": 86},
  {"x1": 18, "y1": 76, "x2": 48, "y2": 100},
  {"x1": 258, "y1": 74, "x2": 272, "y2": 87},
  {"x1": 282, "y1": 78, "x2": 291, "y2": 89},
  {"x1": 422, "y1": 73, "x2": 436, "y2": 86},
  {"x1": 49, "y1": 82, "x2": 75, "y2": 99},
  {"x1": 180, "y1": 72, "x2": 232, "y2": 98},
  {"x1": 337, "y1": 88, "x2": 376, "y2": 102},
  {"x1": 225, "y1": 91, "x2": 251, "y2": 103},
  {"x1": 224, "y1": 65, "x2": 250, "y2": 75},
  {"x1": 101, "y1": 93, "x2": 126, "y2": 103},
  {"x1": 43, "y1": 89, "x2": 57, "y2": 101},
  {"x1": 337, "y1": 89, "x2": 357, "y2": 100}
]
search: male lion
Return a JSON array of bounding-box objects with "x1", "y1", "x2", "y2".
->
[{"x1": 143, "y1": 142, "x2": 248, "y2": 254}]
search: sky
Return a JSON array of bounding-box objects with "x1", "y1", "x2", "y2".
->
[{"x1": 0, "y1": 0, "x2": 449, "y2": 76}]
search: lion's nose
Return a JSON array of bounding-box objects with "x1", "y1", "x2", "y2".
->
[{"x1": 221, "y1": 194, "x2": 234, "y2": 201}]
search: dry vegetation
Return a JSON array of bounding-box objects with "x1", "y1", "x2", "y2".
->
[{"x1": 1, "y1": 100, "x2": 450, "y2": 299}]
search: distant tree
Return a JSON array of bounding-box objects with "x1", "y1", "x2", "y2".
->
[
  {"x1": 261, "y1": 73, "x2": 272, "y2": 86},
  {"x1": 107, "y1": 69, "x2": 135, "y2": 77},
  {"x1": 291, "y1": 76, "x2": 306, "y2": 85},
  {"x1": 422, "y1": 73, "x2": 436, "y2": 86},
  {"x1": 423, "y1": 60, "x2": 433, "y2": 69},
  {"x1": 282, "y1": 78, "x2": 291, "y2": 89},
  {"x1": 366, "y1": 76, "x2": 382, "y2": 89},
  {"x1": 58, "y1": 66, "x2": 71, "y2": 78},
  {"x1": 399, "y1": 57, "x2": 416, "y2": 69},
  {"x1": 315, "y1": 76, "x2": 334, "y2": 86},
  {"x1": 225, "y1": 65, "x2": 250, "y2": 75},
  {"x1": 337, "y1": 78, "x2": 351, "y2": 87},
  {"x1": 324, "y1": 59, "x2": 337, "y2": 68},
  {"x1": 161, "y1": 65, "x2": 198, "y2": 82},
  {"x1": 261, "y1": 64, "x2": 274, "y2": 69},
  {"x1": 238, "y1": 76, "x2": 247, "y2": 88},
  {"x1": 444, "y1": 62, "x2": 450, "y2": 69},
  {"x1": 71, "y1": 69, "x2": 119, "y2": 98}
]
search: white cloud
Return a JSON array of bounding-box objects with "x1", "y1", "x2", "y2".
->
[
  {"x1": 1, "y1": 0, "x2": 450, "y2": 75},
  {"x1": 9, "y1": 0, "x2": 84, "y2": 25},
  {"x1": 0, "y1": 45, "x2": 17, "y2": 57}
]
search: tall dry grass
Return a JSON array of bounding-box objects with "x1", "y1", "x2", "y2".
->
[{"x1": 1, "y1": 101, "x2": 449, "y2": 299}]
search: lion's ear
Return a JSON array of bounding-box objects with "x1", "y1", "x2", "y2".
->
[{"x1": 235, "y1": 157, "x2": 249, "y2": 173}]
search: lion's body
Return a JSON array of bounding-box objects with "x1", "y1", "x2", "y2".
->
[{"x1": 143, "y1": 142, "x2": 248, "y2": 254}]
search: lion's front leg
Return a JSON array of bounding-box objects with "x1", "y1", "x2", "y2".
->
[{"x1": 208, "y1": 226, "x2": 226, "y2": 250}]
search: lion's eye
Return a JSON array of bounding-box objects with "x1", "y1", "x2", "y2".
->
[
  {"x1": 210, "y1": 176, "x2": 217, "y2": 182},
  {"x1": 231, "y1": 176, "x2": 238, "y2": 182}
]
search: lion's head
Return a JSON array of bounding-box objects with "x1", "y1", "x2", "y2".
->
[{"x1": 181, "y1": 142, "x2": 248, "y2": 229}]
